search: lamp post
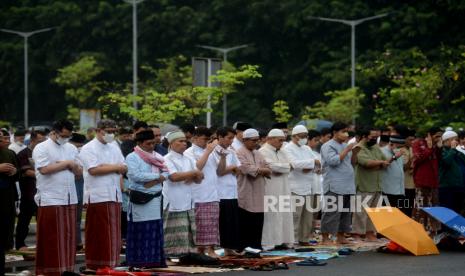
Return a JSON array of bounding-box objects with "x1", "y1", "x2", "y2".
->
[
  {"x1": 308, "y1": 13, "x2": 388, "y2": 88},
  {"x1": 196, "y1": 44, "x2": 249, "y2": 126},
  {"x1": 123, "y1": 0, "x2": 145, "y2": 109},
  {"x1": 1, "y1": 27, "x2": 54, "y2": 128}
]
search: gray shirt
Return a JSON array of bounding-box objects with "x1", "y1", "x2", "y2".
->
[
  {"x1": 321, "y1": 139, "x2": 356, "y2": 195},
  {"x1": 381, "y1": 146, "x2": 405, "y2": 195}
]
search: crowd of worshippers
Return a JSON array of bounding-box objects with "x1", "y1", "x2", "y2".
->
[{"x1": 1, "y1": 119, "x2": 465, "y2": 275}]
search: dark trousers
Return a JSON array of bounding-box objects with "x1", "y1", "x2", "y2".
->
[
  {"x1": 0, "y1": 186, "x2": 16, "y2": 276},
  {"x1": 219, "y1": 199, "x2": 241, "y2": 250},
  {"x1": 439, "y1": 187, "x2": 465, "y2": 215},
  {"x1": 121, "y1": 211, "x2": 128, "y2": 241},
  {"x1": 404, "y1": 189, "x2": 416, "y2": 217},
  {"x1": 15, "y1": 199, "x2": 37, "y2": 249},
  {"x1": 238, "y1": 207, "x2": 264, "y2": 251}
]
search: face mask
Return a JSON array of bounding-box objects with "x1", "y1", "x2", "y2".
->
[
  {"x1": 57, "y1": 137, "x2": 70, "y2": 146},
  {"x1": 393, "y1": 148, "x2": 401, "y2": 153},
  {"x1": 16, "y1": 141, "x2": 24, "y2": 147},
  {"x1": 103, "y1": 133, "x2": 115, "y2": 143},
  {"x1": 380, "y1": 135, "x2": 390, "y2": 143},
  {"x1": 298, "y1": 138, "x2": 308, "y2": 146},
  {"x1": 366, "y1": 139, "x2": 377, "y2": 147}
]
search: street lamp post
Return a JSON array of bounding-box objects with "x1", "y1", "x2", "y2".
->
[
  {"x1": 308, "y1": 14, "x2": 388, "y2": 88},
  {"x1": 196, "y1": 44, "x2": 249, "y2": 126},
  {"x1": 123, "y1": 0, "x2": 145, "y2": 110},
  {"x1": 1, "y1": 27, "x2": 54, "y2": 128}
]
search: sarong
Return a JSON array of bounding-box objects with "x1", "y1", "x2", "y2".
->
[
  {"x1": 163, "y1": 209, "x2": 196, "y2": 257},
  {"x1": 85, "y1": 202, "x2": 121, "y2": 269},
  {"x1": 36, "y1": 205, "x2": 76, "y2": 276},
  {"x1": 126, "y1": 219, "x2": 166, "y2": 267},
  {"x1": 195, "y1": 202, "x2": 220, "y2": 246}
]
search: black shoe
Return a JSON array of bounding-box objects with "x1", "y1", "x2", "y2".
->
[{"x1": 179, "y1": 253, "x2": 220, "y2": 266}]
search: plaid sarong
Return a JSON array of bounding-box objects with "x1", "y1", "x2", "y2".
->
[
  {"x1": 36, "y1": 205, "x2": 77, "y2": 276},
  {"x1": 195, "y1": 202, "x2": 220, "y2": 246},
  {"x1": 85, "y1": 202, "x2": 122, "y2": 270},
  {"x1": 163, "y1": 209, "x2": 196, "y2": 257}
]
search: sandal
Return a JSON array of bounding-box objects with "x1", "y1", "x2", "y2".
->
[
  {"x1": 296, "y1": 257, "x2": 327, "y2": 266},
  {"x1": 338, "y1": 248, "x2": 355, "y2": 255}
]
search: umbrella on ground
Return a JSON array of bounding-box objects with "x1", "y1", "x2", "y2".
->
[
  {"x1": 365, "y1": 207, "x2": 439, "y2": 256},
  {"x1": 422, "y1": 207, "x2": 465, "y2": 237}
]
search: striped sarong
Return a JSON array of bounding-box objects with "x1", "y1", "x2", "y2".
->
[
  {"x1": 85, "y1": 202, "x2": 122, "y2": 270},
  {"x1": 35, "y1": 205, "x2": 77, "y2": 276},
  {"x1": 195, "y1": 202, "x2": 220, "y2": 246},
  {"x1": 163, "y1": 209, "x2": 196, "y2": 257}
]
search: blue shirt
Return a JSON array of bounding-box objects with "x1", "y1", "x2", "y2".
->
[
  {"x1": 125, "y1": 152, "x2": 168, "y2": 222},
  {"x1": 321, "y1": 139, "x2": 356, "y2": 195},
  {"x1": 381, "y1": 146, "x2": 405, "y2": 195}
]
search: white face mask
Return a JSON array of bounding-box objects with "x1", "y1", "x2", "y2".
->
[
  {"x1": 16, "y1": 141, "x2": 24, "y2": 147},
  {"x1": 57, "y1": 137, "x2": 70, "y2": 146},
  {"x1": 298, "y1": 138, "x2": 308, "y2": 146},
  {"x1": 103, "y1": 133, "x2": 115, "y2": 143}
]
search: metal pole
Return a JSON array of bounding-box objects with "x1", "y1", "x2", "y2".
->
[
  {"x1": 24, "y1": 37, "x2": 29, "y2": 128},
  {"x1": 307, "y1": 14, "x2": 388, "y2": 88},
  {"x1": 196, "y1": 44, "x2": 249, "y2": 126},
  {"x1": 1, "y1": 27, "x2": 54, "y2": 128},
  {"x1": 132, "y1": 1, "x2": 138, "y2": 109},
  {"x1": 206, "y1": 59, "x2": 212, "y2": 127},
  {"x1": 351, "y1": 24, "x2": 355, "y2": 88},
  {"x1": 222, "y1": 52, "x2": 228, "y2": 126}
]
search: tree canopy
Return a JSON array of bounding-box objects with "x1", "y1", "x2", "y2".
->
[{"x1": 1, "y1": 1, "x2": 465, "y2": 128}]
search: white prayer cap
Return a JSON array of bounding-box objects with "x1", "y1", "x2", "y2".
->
[
  {"x1": 292, "y1": 125, "x2": 308, "y2": 135},
  {"x1": 243, "y1": 128, "x2": 259, "y2": 139},
  {"x1": 442, "y1": 130, "x2": 458, "y2": 141},
  {"x1": 268, "y1": 128, "x2": 285, "y2": 138},
  {"x1": 445, "y1": 127, "x2": 453, "y2": 132},
  {"x1": 167, "y1": 131, "x2": 186, "y2": 143}
]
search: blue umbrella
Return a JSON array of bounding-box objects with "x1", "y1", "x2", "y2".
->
[
  {"x1": 297, "y1": 119, "x2": 333, "y2": 132},
  {"x1": 422, "y1": 207, "x2": 465, "y2": 237}
]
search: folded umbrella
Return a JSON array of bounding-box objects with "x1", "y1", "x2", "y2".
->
[
  {"x1": 365, "y1": 207, "x2": 439, "y2": 256},
  {"x1": 422, "y1": 207, "x2": 465, "y2": 237}
]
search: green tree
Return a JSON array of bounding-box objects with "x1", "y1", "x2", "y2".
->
[
  {"x1": 54, "y1": 55, "x2": 105, "y2": 121},
  {"x1": 272, "y1": 100, "x2": 292, "y2": 123},
  {"x1": 100, "y1": 56, "x2": 261, "y2": 123},
  {"x1": 302, "y1": 87, "x2": 364, "y2": 124},
  {"x1": 363, "y1": 47, "x2": 465, "y2": 131}
]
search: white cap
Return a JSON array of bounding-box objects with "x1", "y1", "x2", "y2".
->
[
  {"x1": 268, "y1": 129, "x2": 285, "y2": 137},
  {"x1": 167, "y1": 131, "x2": 186, "y2": 143},
  {"x1": 243, "y1": 128, "x2": 259, "y2": 139},
  {"x1": 442, "y1": 130, "x2": 458, "y2": 141},
  {"x1": 445, "y1": 127, "x2": 453, "y2": 131},
  {"x1": 292, "y1": 125, "x2": 308, "y2": 135}
]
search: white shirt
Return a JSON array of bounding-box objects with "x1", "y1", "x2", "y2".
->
[
  {"x1": 211, "y1": 145, "x2": 241, "y2": 199},
  {"x1": 311, "y1": 150, "x2": 323, "y2": 195},
  {"x1": 78, "y1": 138, "x2": 125, "y2": 204},
  {"x1": 232, "y1": 137, "x2": 244, "y2": 151},
  {"x1": 163, "y1": 151, "x2": 196, "y2": 211},
  {"x1": 9, "y1": 142, "x2": 26, "y2": 154},
  {"x1": 32, "y1": 139, "x2": 79, "y2": 206},
  {"x1": 184, "y1": 144, "x2": 219, "y2": 203},
  {"x1": 457, "y1": 145, "x2": 465, "y2": 155},
  {"x1": 283, "y1": 142, "x2": 319, "y2": 195}
]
